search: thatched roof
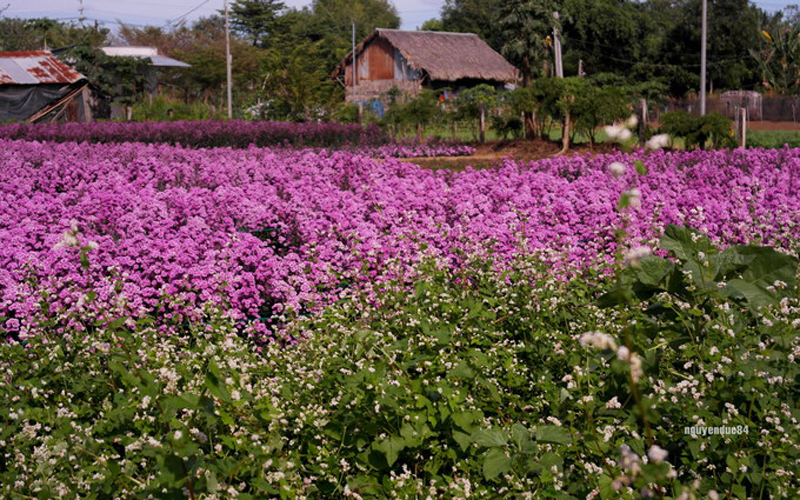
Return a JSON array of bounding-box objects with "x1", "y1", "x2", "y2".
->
[{"x1": 334, "y1": 29, "x2": 518, "y2": 83}]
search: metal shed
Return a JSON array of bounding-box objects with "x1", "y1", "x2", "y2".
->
[{"x1": 0, "y1": 51, "x2": 91, "y2": 123}]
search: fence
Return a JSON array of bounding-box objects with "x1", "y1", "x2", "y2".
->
[{"x1": 663, "y1": 93, "x2": 800, "y2": 123}]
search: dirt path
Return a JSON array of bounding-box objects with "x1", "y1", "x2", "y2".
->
[{"x1": 404, "y1": 139, "x2": 621, "y2": 170}]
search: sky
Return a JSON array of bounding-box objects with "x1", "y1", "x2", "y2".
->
[
  {"x1": 3, "y1": 1, "x2": 797, "y2": 33},
  {"x1": 3, "y1": 0, "x2": 446, "y2": 31}
]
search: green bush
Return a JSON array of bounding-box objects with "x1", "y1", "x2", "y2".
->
[
  {"x1": 131, "y1": 96, "x2": 216, "y2": 122},
  {"x1": 1, "y1": 225, "x2": 797, "y2": 499},
  {"x1": 659, "y1": 111, "x2": 735, "y2": 149}
]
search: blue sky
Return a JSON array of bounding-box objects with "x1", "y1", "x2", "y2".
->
[
  {"x1": 3, "y1": 1, "x2": 796, "y2": 33},
  {"x1": 3, "y1": 0, "x2": 446, "y2": 31}
]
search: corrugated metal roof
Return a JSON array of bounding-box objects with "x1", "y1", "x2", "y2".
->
[
  {"x1": 149, "y1": 55, "x2": 191, "y2": 67},
  {"x1": 101, "y1": 46, "x2": 191, "y2": 67},
  {"x1": 0, "y1": 51, "x2": 85, "y2": 85}
]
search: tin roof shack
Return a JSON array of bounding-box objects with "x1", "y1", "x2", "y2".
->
[
  {"x1": 99, "y1": 46, "x2": 191, "y2": 120},
  {"x1": 101, "y1": 46, "x2": 190, "y2": 93},
  {"x1": 333, "y1": 29, "x2": 519, "y2": 103},
  {"x1": 0, "y1": 51, "x2": 91, "y2": 123}
]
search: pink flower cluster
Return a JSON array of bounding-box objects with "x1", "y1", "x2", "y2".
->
[{"x1": 1, "y1": 140, "x2": 797, "y2": 339}]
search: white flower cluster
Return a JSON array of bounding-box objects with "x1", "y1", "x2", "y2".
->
[
  {"x1": 579, "y1": 331, "x2": 618, "y2": 351},
  {"x1": 617, "y1": 346, "x2": 644, "y2": 383},
  {"x1": 645, "y1": 133, "x2": 670, "y2": 150},
  {"x1": 624, "y1": 246, "x2": 652, "y2": 267},
  {"x1": 608, "y1": 162, "x2": 626, "y2": 178}
]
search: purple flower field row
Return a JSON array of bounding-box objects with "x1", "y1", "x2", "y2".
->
[
  {"x1": 0, "y1": 121, "x2": 475, "y2": 158},
  {"x1": 1, "y1": 139, "x2": 797, "y2": 339}
]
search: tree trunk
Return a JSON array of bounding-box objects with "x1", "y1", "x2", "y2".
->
[
  {"x1": 559, "y1": 113, "x2": 571, "y2": 154},
  {"x1": 416, "y1": 122, "x2": 423, "y2": 143},
  {"x1": 479, "y1": 104, "x2": 486, "y2": 144}
]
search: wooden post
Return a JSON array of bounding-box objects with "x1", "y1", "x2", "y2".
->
[
  {"x1": 734, "y1": 104, "x2": 740, "y2": 145},
  {"x1": 740, "y1": 107, "x2": 747, "y2": 148},
  {"x1": 639, "y1": 99, "x2": 648, "y2": 144},
  {"x1": 479, "y1": 103, "x2": 486, "y2": 144}
]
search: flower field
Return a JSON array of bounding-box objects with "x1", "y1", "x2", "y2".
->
[
  {"x1": 1, "y1": 140, "x2": 796, "y2": 337},
  {"x1": 0, "y1": 136, "x2": 798, "y2": 499},
  {"x1": 0, "y1": 122, "x2": 475, "y2": 158}
]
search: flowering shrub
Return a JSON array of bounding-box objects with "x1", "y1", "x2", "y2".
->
[
  {"x1": 0, "y1": 122, "x2": 475, "y2": 158},
  {"x1": 1, "y1": 140, "x2": 798, "y2": 339},
  {"x1": 0, "y1": 237, "x2": 796, "y2": 499},
  {"x1": 0, "y1": 121, "x2": 388, "y2": 149}
]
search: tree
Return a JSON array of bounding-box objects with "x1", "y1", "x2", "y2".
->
[
  {"x1": 256, "y1": 42, "x2": 340, "y2": 121},
  {"x1": 458, "y1": 84, "x2": 498, "y2": 143},
  {"x1": 440, "y1": 0, "x2": 504, "y2": 51},
  {"x1": 229, "y1": 0, "x2": 286, "y2": 48},
  {"x1": 0, "y1": 17, "x2": 108, "y2": 51},
  {"x1": 751, "y1": 24, "x2": 800, "y2": 94}
]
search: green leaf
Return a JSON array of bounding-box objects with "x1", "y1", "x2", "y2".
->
[
  {"x1": 660, "y1": 225, "x2": 706, "y2": 260},
  {"x1": 451, "y1": 410, "x2": 483, "y2": 432},
  {"x1": 634, "y1": 160, "x2": 647, "y2": 175},
  {"x1": 482, "y1": 448, "x2": 512, "y2": 480},
  {"x1": 535, "y1": 425, "x2": 571, "y2": 446},
  {"x1": 634, "y1": 256, "x2": 674, "y2": 288},
  {"x1": 449, "y1": 361, "x2": 475, "y2": 379},
  {"x1": 472, "y1": 428, "x2": 509, "y2": 447},
  {"x1": 205, "y1": 361, "x2": 231, "y2": 403},
  {"x1": 373, "y1": 435, "x2": 405, "y2": 466},
  {"x1": 721, "y1": 246, "x2": 797, "y2": 308},
  {"x1": 452, "y1": 430, "x2": 472, "y2": 451}
]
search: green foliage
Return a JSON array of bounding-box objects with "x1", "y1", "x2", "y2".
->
[
  {"x1": 750, "y1": 24, "x2": 800, "y2": 94},
  {"x1": 747, "y1": 130, "x2": 800, "y2": 149},
  {"x1": 573, "y1": 85, "x2": 632, "y2": 144},
  {"x1": 60, "y1": 46, "x2": 150, "y2": 111},
  {"x1": 440, "y1": 0, "x2": 505, "y2": 52},
  {"x1": 2, "y1": 226, "x2": 797, "y2": 498},
  {"x1": 229, "y1": 0, "x2": 287, "y2": 48},
  {"x1": 499, "y1": 0, "x2": 559, "y2": 83},
  {"x1": 0, "y1": 17, "x2": 109, "y2": 51},
  {"x1": 253, "y1": 43, "x2": 340, "y2": 121},
  {"x1": 131, "y1": 96, "x2": 218, "y2": 122},
  {"x1": 659, "y1": 111, "x2": 735, "y2": 149}
]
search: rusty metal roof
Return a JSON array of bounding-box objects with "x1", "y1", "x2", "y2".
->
[{"x1": 0, "y1": 51, "x2": 85, "y2": 85}]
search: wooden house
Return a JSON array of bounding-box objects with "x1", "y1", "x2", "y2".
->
[{"x1": 332, "y1": 29, "x2": 518, "y2": 103}]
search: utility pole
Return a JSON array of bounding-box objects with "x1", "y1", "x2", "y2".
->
[
  {"x1": 78, "y1": 0, "x2": 85, "y2": 24},
  {"x1": 352, "y1": 19, "x2": 357, "y2": 103},
  {"x1": 553, "y1": 12, "x2": 563, "y2": 78},
  {"x1": 700, "y1": 0, "x2": 707, "y2": 115},
  {"x1": 224, "y1": 0, "x2": 233, "y2": 119}
]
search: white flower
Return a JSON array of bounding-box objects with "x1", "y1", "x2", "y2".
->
[
  {"x1": 647, "y1": 444, "x2": 669, "y2": 463},
  {"x1": 626, "y1": 188, "x2": 642, "y2": 208},
  {"x1": 605, "y1": 124, "x2": 623, "y2": 140},
  {"x1": 580, "y1": 331, "x2": 618, "y2": 351},
  {"x1": 606, "y1": 396, "x2": 621, "y2": 409},
  {"x1": 645, "y1": 133, "x2": 670, "y2": 150},
  {"x1": 624, "y1": 246, "x2": 652, "y2": 267},
  {"x1": 617, "y1": 345, "x2": 630, "y2": 361},
  {"x1": 627, "y1": 115, "x2": 639, "y2": 128},
  {"x1": 618, "y1": 128, "x2": 633, "y2": 141},
  {"x1": 174, "y1": 430, "x2": 183, "y2": 440},
  {"x1": 54, "y1": 232, "x2": 79, "y2": 249},
  {"x1": 608, "y1": 162, "x2": 626, "y2": 178},
  {"x1": 619, "y1": 444, "x2": 642, "y2": 474}
]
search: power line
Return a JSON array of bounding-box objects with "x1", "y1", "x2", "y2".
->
[{"x1": 164, "y1": 0, "x2": 212, "y2": 27}]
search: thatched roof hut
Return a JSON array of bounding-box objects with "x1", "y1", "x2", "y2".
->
[{"x1": 333, "y1": 29, "x2": 518, "y2": 102}]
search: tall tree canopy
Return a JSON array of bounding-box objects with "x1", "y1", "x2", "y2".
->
[{"x1": 229, "y1": 0, "x2": 286, "y2": 48}]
